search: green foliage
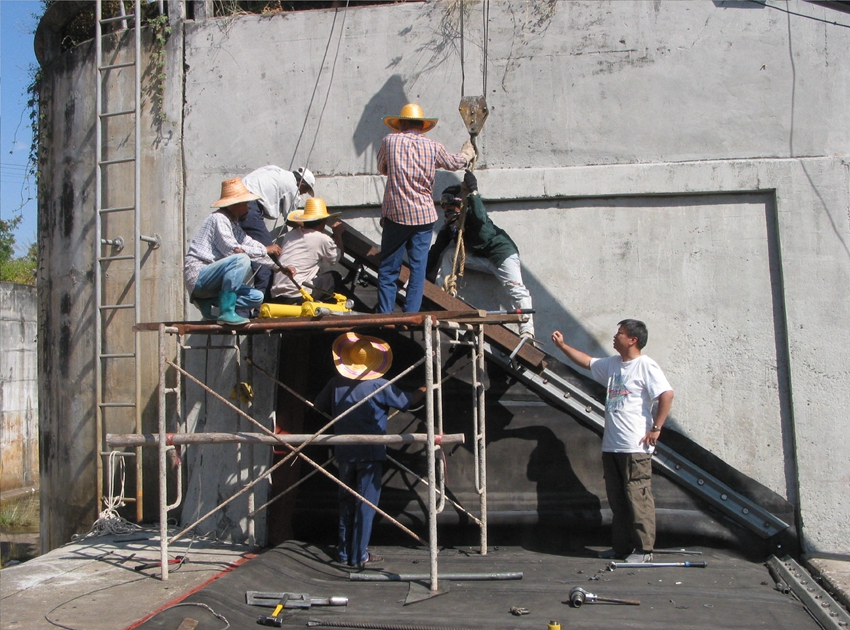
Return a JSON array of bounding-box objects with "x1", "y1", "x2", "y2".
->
[
  {"x1": 148, "y1": 14, "x2": 172, "y2": 125},
  {"x1": 0, "y1": 217, "x2": 37, "y2": 285},
  {"x1": 0, "y1": 492, "x2": 39, "y2": 531}
]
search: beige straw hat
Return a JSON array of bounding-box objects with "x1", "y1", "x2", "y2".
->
[
  {"x1": 332, "y1": 332, "x2": 393, "y2": 381},
  {"x1": 383, "y1": 103, "x2": 438, "y2": 133},
  {"x1": 211, "y1": 177, "x2": 261, "y2": 208},
  {"x1": 287, "y1": 197, "x2": 341, "y2": 224}
]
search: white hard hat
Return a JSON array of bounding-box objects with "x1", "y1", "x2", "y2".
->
[{"x1": 297, "y1": 167, "x2": 315, "y2": 194}]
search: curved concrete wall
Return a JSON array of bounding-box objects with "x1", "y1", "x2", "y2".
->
[{"x1": 37, "y1": 1, "x2": 850, "y2": 554}]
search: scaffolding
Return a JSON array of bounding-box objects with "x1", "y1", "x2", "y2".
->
[{"x1": 110, "y1": 310, "x2": 524, "y2": 590}]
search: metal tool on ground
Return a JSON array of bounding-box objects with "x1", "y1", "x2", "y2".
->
[
  {"x1": 246, "y1": 592, "x2": 349, "y2": 609},
  {"x1": 257, "y1": 593, "x2": 291, "y2": 627},
  {"x1": 568, "y1": 586, "x2": 641, "y2": 608},
  {"x1": 133, "y1": 556, "x2": 186, "y2": 571},
  {"x1": 608, "y1": 560, "x2": 708, "y2": 570},
  {"x1": 654, "y1": 548, "x2": 703, "y2": 555}
]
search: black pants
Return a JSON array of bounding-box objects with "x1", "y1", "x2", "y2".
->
[{"x1": 239, "y1": 200, "x2": 274, "y2": 301}]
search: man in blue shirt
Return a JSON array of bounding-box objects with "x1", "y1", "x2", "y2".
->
[{"x1": 315, "y1": 332, "x2": 425, "y2": 568}]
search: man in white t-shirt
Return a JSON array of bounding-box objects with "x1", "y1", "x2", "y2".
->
[
  {"x1": 269, "y1": 197, "x2": 345, "y2": 304},
  {"x1": 552, "y1": 319, "x2": 674, "y2": 564}
]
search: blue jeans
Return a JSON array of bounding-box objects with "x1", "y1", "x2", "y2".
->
[
  {"x1": 377, "y1": 220, "x2": 434, "y2": 313},
  {"x1": 337, "y1": 460, "x2": 382, "y2": 566},
  {"x1": 191, "y1": 253, "x2": 264, "y2": 308}
]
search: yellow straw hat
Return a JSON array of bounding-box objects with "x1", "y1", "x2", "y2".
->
[
  {"x1": 287, "y1": 197, "x2": 341, "y2": 224},
  {"x1": 332, "y1": 332, "x2": 393, "y2": 381},
  {"x1": 211, "y1": 177, "x2": 261, "y2": 208},
  {"x1": 383, "y1": 103, "x2": 438, "y2": 133}
]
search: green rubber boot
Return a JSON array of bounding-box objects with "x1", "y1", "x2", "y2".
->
[
  {"x1": 192, "y1": 297, "x2": 218, "y2": 321},
  {"x1": 216, "y1": 291, "x2": 249, "y2": 326}
]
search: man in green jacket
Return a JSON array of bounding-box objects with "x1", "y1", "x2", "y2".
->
[{"x1": 426, "y1": 171, "x2": 535, "y2": 338}]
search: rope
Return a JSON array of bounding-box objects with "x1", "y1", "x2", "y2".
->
[
  {"x1": 244, "y1": 0, "x2": 351, "y2": 289},
  {"x1": 445, "y1": 0, "x2": 489, "y2": 296},
  {"x1": 74, "y1": 452, "x2": 143, "y2": 540}
]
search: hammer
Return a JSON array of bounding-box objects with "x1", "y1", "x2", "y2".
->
[{"x1": 569, "y1": 586, "x2": 640, "y2": 608}]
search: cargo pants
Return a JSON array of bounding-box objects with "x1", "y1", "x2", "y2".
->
[{"x1": 602, "y1": 452, "x2": 655, "y2": 554}]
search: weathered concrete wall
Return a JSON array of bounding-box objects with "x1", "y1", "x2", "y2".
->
[
  {"x1": 36, "y1": 6, "x2": 186, "y2": 550},
  {"x1": 179, "y1": 1, "x2": 850, "y2": 554},
  {"x1": 0, "y1": 283, "x2": 39, "y2": 493},
  {"x1": 36, "y1": 0, "x2": 850, "y2": 555}
]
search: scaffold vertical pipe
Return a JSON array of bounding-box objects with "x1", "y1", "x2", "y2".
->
[
  {"x1": 246, "y1": 336, "x2": 255, "y2": 547},
  {"x1": 435, "y1": 328, "x2": 445, "y2": 513},
  {"x1": 158, "y1": 324, "x2": 170, "y2": 580},
  {"x1": 424, "y1": 317, "x2": 438, "y2": 592},
  {"x1": 476, "y1": 324, "x2": 487, "y2": 554}
]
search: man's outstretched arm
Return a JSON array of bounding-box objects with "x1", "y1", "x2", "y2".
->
[{"x1": 551, "y1": 330, "x2": 592, "y2": 370}]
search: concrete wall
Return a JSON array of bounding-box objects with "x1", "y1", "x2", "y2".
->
[
  {"x1": 36, "y1": 5, "x2": 187, "y2": 550},
  {"x1": 36, "y1": 0, "x2": 850, "y2": 554},
  {"x1": 178, "y1": 1, "x2": 850, "y2": 554},
  {"x1": 0, "y1": 283, "x2": 39, "y2": 494}
]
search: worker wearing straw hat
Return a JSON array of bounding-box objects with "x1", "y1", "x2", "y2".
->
[
  {"x1": 314, "y1": 332, "x2": 426, "y2": 568},
  {"x1": 239, "y1": 165, "x2": 316, "y2": 300},
  {"x1": 269, "y1": 197, "x2": 346, "y2": 304},
  {"x1": 183, "y1": 178, "x2": 282, "y2": 325},
  {"x1": 375, "y1": 103, "x2": 476, "y2": 313}
]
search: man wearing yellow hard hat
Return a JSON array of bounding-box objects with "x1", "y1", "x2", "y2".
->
[
  {"x1": 375, "y1": 103, "x2": 476, "y2": 313},
  {"x1": 268, "y1": 197, "x2": 345, "y2": 304}
]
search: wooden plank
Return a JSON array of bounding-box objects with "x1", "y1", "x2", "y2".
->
[{"x1": 341, "y1": 224, "x2": 548, "y2": 371}]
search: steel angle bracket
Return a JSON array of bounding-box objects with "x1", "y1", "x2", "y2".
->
[
  {"x1": 484, "y1": 342, "x2": 606, "y2": 433},
  {"x1": 767, "y1": 555, "x2": 850, "y2": 629},
  {"x1": 652, "y1": 445, "x2": 788, "y2": 538},
  {"x1": 483, "y1": 343, "x2": 789, "y2": 540},
  {"x1": 459, "y1": 96, "x2": 489, "y2": 137}
]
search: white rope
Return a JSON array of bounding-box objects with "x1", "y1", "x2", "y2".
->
[{"x1": 74, "y1": 452, "x2": 142, "y2": 540}]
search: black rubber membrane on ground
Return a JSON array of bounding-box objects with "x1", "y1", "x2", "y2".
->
[{"x1": 133, "y1": 540, "x2": 818, "y2": 630}]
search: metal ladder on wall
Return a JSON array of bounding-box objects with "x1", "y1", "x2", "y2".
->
[{"x1": 94, "y1": 0, "x2": 161, "y2": 521}]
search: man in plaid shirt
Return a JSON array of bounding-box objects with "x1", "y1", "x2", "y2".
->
[
  {"x1": 376, "y1": 103, "x2": 475, "y2": 313},
  {"x1": 184, "y1": 178, "x2": 282, "y2": 326}
]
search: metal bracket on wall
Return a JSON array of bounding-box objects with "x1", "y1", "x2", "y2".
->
[{"x1": 484, "y1": 343, "x2": 789, "y2": 540}]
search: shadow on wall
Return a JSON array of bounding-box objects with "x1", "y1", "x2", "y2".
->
[{"x1": 353, "y1": 74, "x2": 409, "y2": 161}]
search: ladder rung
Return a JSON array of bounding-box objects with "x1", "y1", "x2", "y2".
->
[
  {"x1": 99, "y1": 157, "x2": 135, "y2": 166},
  {"x1": 100, "y1": 109, "x2": 135, "y2": 119},
  {"x1": 99, "y1": 61, "x2": 135, "y2": 71},
  {"x1": 99, "y1": 205, "x2": 135, "y2": 214},
  {"x1": 100, "y1": 451, "x2": 137, "y2": 457},
  {"x1": 99, "y1": 303, "x2": 135, "y2": 311},
  {"x1": 99, "y1": 353, "x2": 136, "y2": 359},
  {"x1": 99, "y1": 402, "x2": 137, "y2": 408},
  {"x1": 100, "y1": 13, "x2": 137, "y2": 25},
  {"x1": 99, "y1": 254, "x2": 135, "y2": 262}
]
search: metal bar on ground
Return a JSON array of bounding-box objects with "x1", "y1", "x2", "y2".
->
[{"x1": 349, "y1": 572, "x2": 523, "y2": 582}]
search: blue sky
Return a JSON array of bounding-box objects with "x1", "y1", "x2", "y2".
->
[{"x1": 1, "y1": 0, "x2": 40, "y2": 253}]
